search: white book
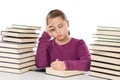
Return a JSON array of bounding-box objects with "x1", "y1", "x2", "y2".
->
[
  {"x1": 12, "y1": 24, "x2": 41, "y2": 30},
  {"x1": 0, "y1": 56, "x2": 35, "y2": 63},
  {"x1": 2, "y1": 36, "x2": 38, "y2": 43},
  {"x1": 0, "y1": 51, "x2": 35, "y2": 58},
  {"x1": 98, "y1": 26, "x2": 120, "y2": 31},
  {"x1": 0, "y1": 60, "x2": 35, "y2": 68},
  {"x1": 0, "y1": 65, "x2": 35, "y2": 73},
  {"x1": 90, "y1": 71, "x2": 119, "y2": 80},
  {"x1": 0, "y1": 41, "x2": 36, "y2": 48},
  {"x1": 46, "y1": 67, "x2": 84, "y2": 77},
  {"x1": 1, "y1": 31, "x2": 39, "y2": 38},
  {"x1": 0, "y1": 47, "x2": 33, "y2": 53}
]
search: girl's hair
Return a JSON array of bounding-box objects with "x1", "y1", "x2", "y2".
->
[
  {"x1": 46, "y1": 9, "x2": 67, "y2": 25},
  {"x1": 46, "y1": 9, "x2": 70, "y2": 35}
]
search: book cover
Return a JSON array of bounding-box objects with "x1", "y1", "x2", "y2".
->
[
  {"x1": 91, "y1": 61, "x2": 120, "y2": 71},
  {"x1": 0, "y1": 41, "x2": 36, "y2": 48},
  {"x1": 6, "y1": 27, "x2": 40, "y2": 33},
  {"x1": 0, "y1": 60, "x2": 35, "y2": 68},
  {"x1": 0, "y1": 56, "x2": 35, "y2": 63},
  {"x1": 90, "y1": 71, "x2": 119, "y2": 80},
  {"x1": 91, "y1": 67, "x2": 119, "y2": 76},
  {"x1": 90, "y1": 44, "x2": 120, "y2": 52},
  {"x1": 94, "y1": 40, "x2": 120, "y2": 47},
  {"x1": 90, "y1": 50, "x2": 120, "y2": 58},
  {"x1": 92, "y1": 34, "x2": 120, "y2": 40},
  {"x1": 0, "y1": 65, "x2": 35, "y2": 73},
  {"x1": 2, "y1": 36, "x2": 38, "y2": 43},
  {"x1": 1, "y1": 31, "x2": 39, "y2": 38},
  {"x1": 94, "y1": 38, "x2": 120, "y2": 43},
  {"x1": 12, "y1": 24, "x2": 41, "y2": 30},
  {"x1": 46, "y1": 67, "x2": 84, "y2": 77},
  {"x1": 0, "y1": 51, "x2": 35, "y2": 58},
  {"x1": 98, "y1": 26, "x2": 120, "y2": 31},
  {"x1": 96, "y1": 30, "x2": 120, "y2": 36},
  {"x1": 91, "y1": 54, "x2": 119, "y2": 65},
  {"x1": 0, "y1": 47, "x2": 33, "y2": 53}
]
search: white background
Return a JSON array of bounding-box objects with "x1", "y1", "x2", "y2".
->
[{"x1": 0, "y1": 0, "x2": 120, "y2": 47}]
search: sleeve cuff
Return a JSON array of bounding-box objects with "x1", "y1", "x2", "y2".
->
[
  {"x1": 41, "y1": 31, "x2": 51, "y2": 40},
  {"x1": 64, "y1": 60, "x2": 73, "y2": 70}
]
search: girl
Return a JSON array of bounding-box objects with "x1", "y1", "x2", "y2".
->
[{"x1": 35, "y1": 9, "x2": 91, "y2": 71}]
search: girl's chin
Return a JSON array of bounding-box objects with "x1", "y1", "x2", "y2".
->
[{"x1": 56, "y1": 37, "x2": 64, "y2": 41}]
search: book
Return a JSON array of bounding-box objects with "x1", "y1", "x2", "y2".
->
[
  {"x1": 12, "y1": 24, "x2": 41, "y2": 30},
  {"x1": 90, "y1": 50, "x2": 120, "y2": 58},
  {"x1": 0, "y1": 56, "x2": 35, "y2": 63},
  {"x1": 94, "y1": 38, "x2": 120, "y2": 43},
  {"x1": 90, "y1": 44, "x2": 120, "y2": 52},
  {"x1": 92, "y1": 34, "x2": 120, "y2": 40},
  {"x1": 0, "y1": 51, "x2": 35, "y2": 58},
  {"x1": 0, "y1": 65, "x2": 35, "y2": 73},
  {"x1": 46, "y1": 67, "x2": 84, "y2": 77},
  {"x1": 6, "y1": 27, "x2": 40, "y2": 33},
  {"x1": 0, "y1": 47, "x2": 33, "y2": 53},
  {"x1": 90, "y1": 71, "x2": 119, "y2": 80},
  {"x1": 91, "y1": 61, "x2": 120, "y2": 71},
  {"x1": 0, "y1": 41, "x2": 36, "y2": 48},
  {"x1": 96, "y1": 30, "x2": 120, "y2": 36},
  {"x1": 91, "y1": 67, "x2": 119, "y2": 76},
  {"x1": 2, "y1": 36, "x2": 38, "y2": 43},
  {"x1": 94, "y1": 40, "x2": 120, "y2": 47},
  {"x1": 98, "y1": 26, "x2": 120, "y2": 31},
  {"x1": 91, "y1": 54, "x2": 119, "y2": 65},
  {"x1": 0, "y1": 60, "x2": 35, "y2": 68},
  {"x1": 1, "y1": 31, "x2": 39, "y2": 38}
]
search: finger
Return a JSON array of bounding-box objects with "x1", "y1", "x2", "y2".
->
[
  {"x1": 51, "y1": 58, "x2": 59, "y2": 66},
  {"x1": 51, "y1": 65, "x2": 56, "y2": 70},
  {"x1": 47, "y1": 23, "x2": 54, "y2": 28},
  {"x1": 51, "y1": 61, "x2": 56, "y2": 66}
]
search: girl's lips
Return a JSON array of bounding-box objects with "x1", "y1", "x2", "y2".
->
[{"x1": 57, "y1": 34, "x2": 62, "y2": 38}]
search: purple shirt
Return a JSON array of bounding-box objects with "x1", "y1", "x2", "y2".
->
[{"x1": 35, "y1": 32, "x2": 91, "y2": 71}]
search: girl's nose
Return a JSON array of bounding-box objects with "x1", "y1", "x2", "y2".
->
[{"x1": 56, "y1": 29, "x2": 60, "y2": 34}]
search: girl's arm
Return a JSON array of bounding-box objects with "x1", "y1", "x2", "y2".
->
[
  {"x1": 35, "y1": 32, "x2": 51, "y2": 68},
  {"x1": 64, "y1": 40, "x2": 91, "y2": 71}
]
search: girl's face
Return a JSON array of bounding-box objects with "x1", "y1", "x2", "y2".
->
[{"x1": 47, "y1": 17, "x2": 69, "y2": 41}]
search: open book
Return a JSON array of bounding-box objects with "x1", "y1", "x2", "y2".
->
[{"x1": 46, "y1": 67, "x2": 84, "y2": 77}]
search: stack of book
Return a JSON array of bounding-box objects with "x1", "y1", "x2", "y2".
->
[
  {"x1": 0, "y1": 24, "x2": 41, "y2": 73},
  {"x1": 90, "y1": 26, "x2": 120, "y2": 80}
]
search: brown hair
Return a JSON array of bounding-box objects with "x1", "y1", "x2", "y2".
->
[
  {"x1": 46, "y1": 9, "x2": 70, "y2": 35},
  {"x1": 46, "y1": 9, "x2": 67, "y2": 25}
]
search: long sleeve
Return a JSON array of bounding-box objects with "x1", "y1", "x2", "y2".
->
[
  {"x1": 35, "y1": 31, "x2": 51, "y2": 68},
  {"x1": 64, "y1": 40, "x2": 91, "y2": 71}
]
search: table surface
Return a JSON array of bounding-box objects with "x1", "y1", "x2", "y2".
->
[{"x1": 0, "y1": 71, "x2": 108, "y2": 80}]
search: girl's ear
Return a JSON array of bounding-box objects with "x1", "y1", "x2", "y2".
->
[{"x1": 66, "y1": 20, "x2": 69, "y2": 27}]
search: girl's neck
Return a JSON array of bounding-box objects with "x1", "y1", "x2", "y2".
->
[{"x1": 55, "y1": 36, "x2": 71, "y2": 45}]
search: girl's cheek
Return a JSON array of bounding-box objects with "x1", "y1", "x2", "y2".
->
[{"x1": 52, "y1": 32, "x2": 57, "y2": 37}]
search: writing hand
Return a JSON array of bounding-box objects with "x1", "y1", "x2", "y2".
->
[{"x1": 51, "y1": 59, "x2": 66, "y2": 71}]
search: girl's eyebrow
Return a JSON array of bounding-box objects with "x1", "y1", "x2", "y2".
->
[{"x1": 57, "y1": 22, "x2": 64, "y2": 26}]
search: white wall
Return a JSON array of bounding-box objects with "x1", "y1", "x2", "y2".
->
[{"x1": 0, "y1": 0, "x2": 120, "y2": 47}]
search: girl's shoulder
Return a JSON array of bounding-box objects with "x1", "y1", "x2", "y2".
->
[{"x1": 72, "y1": 38, "x2": 85, "y2": 43}]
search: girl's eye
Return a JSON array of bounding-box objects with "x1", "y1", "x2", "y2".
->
[
  {"x1": 58, "y1": 24, "x2": 63, "y2": 28},
  {"x1": 51, "y1": 29, "x2": 55, "y2": 31}
]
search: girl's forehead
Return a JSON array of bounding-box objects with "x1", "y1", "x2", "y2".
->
[{"x1": 48, "y1": 17, "x2": 64, "y2": 24}]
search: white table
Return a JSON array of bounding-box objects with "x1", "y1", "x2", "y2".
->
[{"x1": 0, "y1": 71, "x2": 108, "y2": 80}]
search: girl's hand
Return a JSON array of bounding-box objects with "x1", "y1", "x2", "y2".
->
[
  {"x1": 45, "y1": 23, "x2": 54, "y2": 37},
  {"x1": 51, "y1": 59, "x2": 66, "y2": 70}
]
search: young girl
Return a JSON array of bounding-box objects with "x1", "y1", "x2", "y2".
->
[{"x1": 35, "y1": 9, "x2": 91, "y2": 71}]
